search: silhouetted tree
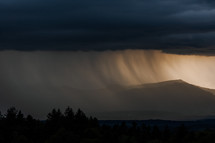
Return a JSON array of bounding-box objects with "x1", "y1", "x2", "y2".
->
[
  {"x1": 175, "y1": 124, "x2": 188, "y2": 143},
  {"x1": 129, "y1": 121, "x2": 138, "y2": 136},
  {"x1": 47, "y1": 109, "x2": 63, "y2": 122},
  {"x1": 26, "y1": 115, "x2": 33, "y2": 122},
  {"x1": 75, "y1": 108, "x2": 87, "y2": 123},
  {"x1": 47, "y1": 108, "x2": 64, "y2": 130},
  {"x1": 177, "y1": 124, "x2": 188, "y2": 138},
  {"x1": 2, "y1": 106, "x2": 212, "y2": 143},
  {"x1": 163, "y1": 125, "x2": 170, "y2": 141},
  {"x1": 6, "y1": 107, "x2": 18, "y2": 122},
  {"x1": 64, "y1": 107, "x2": 74, "y2": 129},
  {"x1": 88, "y1": 116, "x2": 99, "y2": 127},
  {"x1": 0, "y1": 111, "x2": 2, "y2": 120},
  {"x1": 11, "y1": 132, "x2": 28, "y2": 143},
  {"x1": 17, "y1": 110, "x2": 24, "y2": 123},
  {"x1": 46, "y1": 128, "x2": 80, "y2": 143},
  {"x1": 64, "y1": 106, "x2": 74, "y2": 120},
  {"x1": 132, "y1": 121, "x2": 137, "y2": 130},
  {"x1": 151, "y1": 125, "x2": 161, "y2": 139}
]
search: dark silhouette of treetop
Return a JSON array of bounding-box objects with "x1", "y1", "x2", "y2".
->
[
  {"x1": 17, "y1": 110, "x2": 24, "y2": 121},
  {"x1": 47, "y1": 109, "x2": 63, "y2": 122},
  {"x1": 64, "y1": 106, "x2": 74, "y2": 120},
  {"x1": 75, "y1": 108, "x2": 87, "y2": 122},
  {"x1": 0, "y1": 106, "x2": 213, "y2": 143},
  {"x1": 0, "y1": 111, "x2": 2, "y2": 120},
  {"x1": 6, "y1": 107, "x2": 18, "y2": 122}
]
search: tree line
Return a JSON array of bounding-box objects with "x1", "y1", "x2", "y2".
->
[{"x1": 0, "y1": 107, "x2": 215, "y2": 143}]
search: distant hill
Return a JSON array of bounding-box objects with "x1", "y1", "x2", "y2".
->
[
  {"x1": 201, "y1": 87, "x2": 215, "y2": 95},
  {"x1": 94, "y1": 80, "x2": 215, "y2": 120},
  {"x1": 2, "y1": 79, "x2": 215, "y2": 120}
]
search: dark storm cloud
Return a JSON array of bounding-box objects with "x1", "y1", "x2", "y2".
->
[{"x1": 1, "y1": 0, "x2": 215, "y2": 53}]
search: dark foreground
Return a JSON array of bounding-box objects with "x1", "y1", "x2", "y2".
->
[{"x1": 1, "y1": 107, "x2": 215, "y2": 143}]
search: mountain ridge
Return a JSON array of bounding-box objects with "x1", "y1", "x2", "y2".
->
[{"x1": 92, "y1": 79, "x2": 215, "y2": 120}]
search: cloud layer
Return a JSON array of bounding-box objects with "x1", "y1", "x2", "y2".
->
[{"x1": 1, "y1": 0, "x2": 215, "y2": 53}]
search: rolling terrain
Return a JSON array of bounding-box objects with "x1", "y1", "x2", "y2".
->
[{"x1": 94, "y1": 80, "x2": 215, "y2": 120}]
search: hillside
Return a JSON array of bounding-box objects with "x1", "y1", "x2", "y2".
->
[{"x1": 94, "y1": 80, "x2": 215, "y2": 120}]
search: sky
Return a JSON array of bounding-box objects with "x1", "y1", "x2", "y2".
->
[
  {"x1": 1, "y1": 0, "x2": 215, "y2": 54},
  {"x1": 1, "y1": 0, "x2": 215, "y2": 119},
  {"x1": 0, "y1": 50, "x2": 215, "y2": 119}
]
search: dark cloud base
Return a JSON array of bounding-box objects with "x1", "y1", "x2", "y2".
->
[{"x1": 1, "y1": 0, "x2": 215, "y2": 55}]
